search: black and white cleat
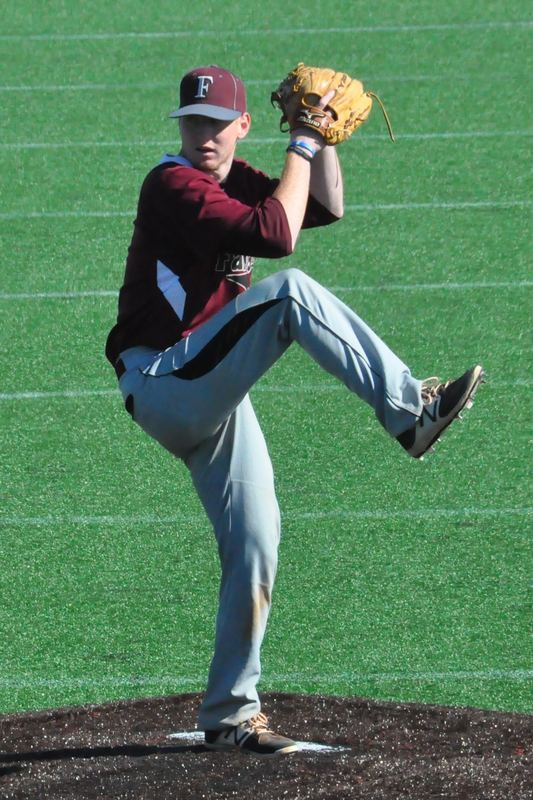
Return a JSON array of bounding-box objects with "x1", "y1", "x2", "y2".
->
[{"x1": 397, "y1": 365, "x2": 485, "y2": 459}]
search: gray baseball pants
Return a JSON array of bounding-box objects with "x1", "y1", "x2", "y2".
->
[{"x1": 116, "y1": 268, "x2": 422, "y2": 730}]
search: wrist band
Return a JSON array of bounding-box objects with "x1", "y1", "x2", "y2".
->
[
  {"x1": 286, "y1": 139, "x2": 317, "y2": 162},
  {"x1": 286, "y1": 143, "x2": 313, "y2": 162},
  {"x1": 291, "y1": 139, "x2": 317, "y2": 156},
  {"x1": 291, "y1": 139, "x2": 317, "y2": 158}
]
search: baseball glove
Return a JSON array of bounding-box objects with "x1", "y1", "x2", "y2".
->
[{"x1": 271, "y1": 62, "x2": 394, "y2": 145}]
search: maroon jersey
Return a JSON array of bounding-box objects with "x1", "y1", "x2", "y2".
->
[{"x1": 106, "y1": 154, "x2": 336, "y2": 365}]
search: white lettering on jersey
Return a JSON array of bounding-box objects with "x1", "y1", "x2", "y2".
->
[
  {"x1": 157, "y1": 259, "x2": 186, "y2": 320},
  {"x1": 215, "y1": 253, "x2": 254, "y2": 274},
  {"x1": 195, "y1": 76, "x2": 214, "y2": 98}
]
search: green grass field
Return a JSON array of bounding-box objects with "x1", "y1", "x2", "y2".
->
[{"x1": 0, "y1": 1, "x2": 531, "y2": 717}]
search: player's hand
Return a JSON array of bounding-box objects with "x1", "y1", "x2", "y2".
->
[{"x1": 289, "y1": 90, "x2": 335, "y2": 152}]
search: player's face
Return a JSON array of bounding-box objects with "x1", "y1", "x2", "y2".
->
[{"x1": 179, "y1": 113, "x2": 251, "y2": 182}]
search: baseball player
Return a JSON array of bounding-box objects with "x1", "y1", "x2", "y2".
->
[{"x1": 105, "y1": 65, "x2": 483, "y2": 757}]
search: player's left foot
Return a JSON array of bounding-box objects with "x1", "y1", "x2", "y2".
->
[
  {"x1": 396, "y1": 365, "x2": 485, "y2": 459},
  {"x1": 204, "y1": 712, "x2": 299, "y2": 757}
]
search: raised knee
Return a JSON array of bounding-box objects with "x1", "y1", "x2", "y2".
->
[
  {"x1": 277, "y1": 267, "x2": 311, "y2": 298},
  {"x1": 282, "y1": 267, "x2": 306, "y2": 284}
]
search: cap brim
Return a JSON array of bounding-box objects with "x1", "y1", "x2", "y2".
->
[{"x1": 169, "y1": 104, "x2": 242, "y2": 121}]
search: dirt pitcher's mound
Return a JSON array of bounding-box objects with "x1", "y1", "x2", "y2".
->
[{"x1": 0, "y1": 692, "x2": 531, "y2": 799}]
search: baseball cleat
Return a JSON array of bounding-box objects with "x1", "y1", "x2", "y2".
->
[
  {"x1": 204, "y1": 712, "x2": 299, "y2": 757},
  {"x1": 396, "y1": 365, "x2": 484, "y2": 459}
]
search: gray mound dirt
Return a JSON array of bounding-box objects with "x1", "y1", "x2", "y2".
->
[{"x1": 0, "y1": 692, "x2": 531, "y2": 799}]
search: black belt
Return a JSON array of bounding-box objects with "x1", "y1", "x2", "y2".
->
[{"x1": 114, "y1": 358, "x2": 126, "y2": 380}]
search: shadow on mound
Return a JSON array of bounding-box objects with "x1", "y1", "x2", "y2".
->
[{"x1": 0, "y1": 692, "x2": 530, "y2": 799}]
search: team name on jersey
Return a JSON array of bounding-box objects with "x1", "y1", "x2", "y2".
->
[{"x1": 215, "y1": 252, "x2": 254, "y2": 275}]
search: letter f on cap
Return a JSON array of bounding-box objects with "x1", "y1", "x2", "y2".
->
[
  {"x1": 195, "y1": 75, "x2": 214, "y2": 99},
  {"x1": 170, "y1": 66, "x2": 247, "y2": 120}
]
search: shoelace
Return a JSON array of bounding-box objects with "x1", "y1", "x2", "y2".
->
[
  {"x1": 247, "y1": 712, "x2": 273, "y2": 735},
  {"x1": 420, "y1": 376, "x2": 452, "y2": 405}
]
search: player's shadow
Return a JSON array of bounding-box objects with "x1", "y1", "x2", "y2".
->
[
  {"x1": 0, "y1": 742, "x2": 206, "y2": 765},
  {"x1": 0, "y1": 764, "x2": 23, "y2": 776}
]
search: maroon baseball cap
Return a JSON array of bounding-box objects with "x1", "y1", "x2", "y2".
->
[{"x1": 169, "y1": 65, "x2": 247, "y2": 121}]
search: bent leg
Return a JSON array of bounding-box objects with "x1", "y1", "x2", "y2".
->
[
  {"x1": 257, "y1": 268, "x2": 422, "y2": 433},
  {"x1": 145, "y1": 268, "x2": 421, "y2": 438}
]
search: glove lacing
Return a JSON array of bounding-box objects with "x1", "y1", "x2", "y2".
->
[{"x1": 368, "y1": 92, "x2": 395, "y2": 141}]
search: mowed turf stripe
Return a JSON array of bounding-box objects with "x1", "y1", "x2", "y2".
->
[
  {"x1": 1, "y1": 669, "x2": 531, "y2": 691},
  {"x1": 0, "y1": 508, "x2": 530, "y2": 527},
  {"x1": 2, "y1": 131, "x2": 531, "y2": 148},
  {"x1": 0, "y1": 77, "x2": 529, "y2": 91},
  {"x1": 1, "y1": 281, "x2": 531, "y2": 300},
  {"x1": 0, "y1": 290, "x2": 119, "y2": 299},
  {"x1": 0, "y1": 378, "x2": 530, "y2": 401},
  {"x1": 344, "y1": 200, "x2": 533, "y2": 211},
  {"x1": 1, "y1": 200, "x2": 531, "y2": 220},
  {"x1": 1, "y1": 20, "x2": 531, "y2": 41},
  {"x1": 0, "y1": 389, "x2": 120, "y2": 400}
]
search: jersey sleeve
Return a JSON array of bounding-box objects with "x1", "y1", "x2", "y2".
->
[
  {"x1": 146, "y1": 164, "x2": 293, "y2": 260},
  {"x1": 302, "y1": 195, "x2": 339, "y2": 228},
  {"x1": 227, "y1": 161, "x2": 340, "y2": 230}
]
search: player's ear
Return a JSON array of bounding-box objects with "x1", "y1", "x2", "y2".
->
[{"x1": 236, "y1": 112, "x2": 251, "y2": 140}]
